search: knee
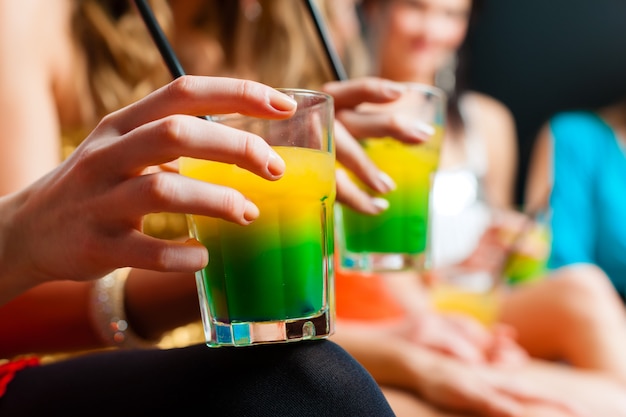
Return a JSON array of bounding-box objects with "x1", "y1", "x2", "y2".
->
[
  {"x1": 549, "y1": 264, "x2": 622, "y2": 319},
  {"x1": 551, "y1": 264, "x2": 615, "y2": 300},
  {"x1": 287, "y1": 341, "x2": 395, "y2": 416}
]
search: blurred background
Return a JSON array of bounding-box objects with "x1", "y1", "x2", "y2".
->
[{"x1": 464, "y1": 0, "x2": 626, "y2": 205}]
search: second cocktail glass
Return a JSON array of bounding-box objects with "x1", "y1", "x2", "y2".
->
[
  {"x1": 181, "y1": 89, "x2": 335, "y2": 347},
  {"x1": 337, "y1": 83, "x2": 446, "y2": 272}
]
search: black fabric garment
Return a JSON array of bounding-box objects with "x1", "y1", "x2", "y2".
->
[{"x1": 0, "y1": 340, "x2": 396, "y2": 416}]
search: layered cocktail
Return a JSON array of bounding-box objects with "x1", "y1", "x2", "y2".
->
[
  {"x1": 338, "y1": 83, "x2": 446, "y2": 272},
  {"x1": 182, "y1": 89, "x2": 335, "y2": 347}
]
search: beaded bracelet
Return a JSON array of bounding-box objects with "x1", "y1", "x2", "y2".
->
[{"x1": 88, "y1": 268, "x2": 153, "y2": 349}]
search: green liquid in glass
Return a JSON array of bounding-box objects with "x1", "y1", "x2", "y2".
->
[{"x1": 195, "y1": 204, "x2": 330, "y2": 323}]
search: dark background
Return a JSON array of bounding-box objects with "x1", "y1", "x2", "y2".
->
[{"x1": 465, "y1": 0, "x2": 626, "y2": 205}]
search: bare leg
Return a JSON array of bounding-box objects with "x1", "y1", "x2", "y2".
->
[
  {"x1": 499, "y1": 264, "x2": 626, "y2": 381},
  {"x1": 382, "y1": 386, "x2": 460, "y2": 417},
  {"x1": 382, "y1": 382, "x2": 586, "y2": 417},
  {"x1": 512, "y1": 360, "x2": 626, "y2": 416}
]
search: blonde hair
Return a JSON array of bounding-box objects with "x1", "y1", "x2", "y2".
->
[
  {"x1": 73, "y1": 0, "x2": 365, "y2": 125},
  {"x1": 204, "y1": 0, "x2": 333, "y2": 90},
  {"x1": 72, "y1": 0, "x2": 173, "y2": 125},
  {"x1": 194, "y1": 0, "x2": 366, "y2": 90},
  {"x1": 72, "y1": 0, "x2": 366, "y2": 126},
  {"x1": 245, "y1": 0, "x2": 328, "y2": 88}
]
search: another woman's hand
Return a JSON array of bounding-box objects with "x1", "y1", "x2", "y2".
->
[
  {"x1": 406, "y1": 309, "x2": 528, "y2": 367},
  {"x1": 412, "y1": 349, "x2": 587, "y2": 417},
  {"x1": 1, "y1": 76, "x2": 296, "y2": 301},
  {"x1": 459, "y1": 209, "x2": 547, "y2": 274}
]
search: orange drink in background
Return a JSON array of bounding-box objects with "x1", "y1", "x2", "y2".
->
[{"x1": 430, "y1": 279, "x2": 502, "y2": 326}]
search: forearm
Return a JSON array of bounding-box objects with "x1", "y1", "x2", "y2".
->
[
  {"x1": 331, "y1": 325, "x2": 432, "y2": 394},
  {"x1": 0, "y1": 192, "x2": 42, "y2": 306},
  {"x1": 123, "y1": 269, "x2": 200, "y2": 341},
  {"x1": 0, "y1": 262, "x2": 34, "y2": 308}
]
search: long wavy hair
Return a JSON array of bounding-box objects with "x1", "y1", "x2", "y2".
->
[
  {"x1": 71, "y1": 0, "x2": 354, "y2": 127},
  {"x1": 203, "y1": 0, "x2": 346, "y2": 89},
  {"x1": 72, "y1": 0, "x2": 173, "y2": 125}
]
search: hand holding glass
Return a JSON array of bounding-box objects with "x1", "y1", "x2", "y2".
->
[{"x1": 337, "y1": 83, "x2": 446, "y2": 272}]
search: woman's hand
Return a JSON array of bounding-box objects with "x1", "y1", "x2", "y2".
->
[
  {"x1": 457, "y1": 209, "x2": 548, "y2": 275},
  {"x1": 405, "y1": 309, "x2": 528, "y2": 367},
  {"x1": 0, "y1": 76, "x2": 297, "y2": 303},
  {"x1": 411, "y1": 348, "x2": 588, "y2": 417},
  {"x1": 376, "y1": 270, "x2": 529, "y2": 367}
]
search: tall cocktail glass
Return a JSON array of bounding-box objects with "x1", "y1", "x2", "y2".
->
[
  {"x1": 181, "y1": 89, "x2": 335, "y2": 347},
  {"x1": 337, "y1": 83, "x2": 446, "y2": 272}
]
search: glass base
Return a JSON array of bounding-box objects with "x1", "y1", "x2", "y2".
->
[
  {"x1": 201, "y1": 308, "x2": 333, "y2": 347},
  {"x1": 340, "y1": 251, "x2": 426, "y2": 272}
]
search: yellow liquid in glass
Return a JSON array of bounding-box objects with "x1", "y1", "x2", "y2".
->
[{"x1": 341, "y1": 127, "x2": 443, "y2": 254}]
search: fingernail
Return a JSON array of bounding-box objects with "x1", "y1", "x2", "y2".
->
[
  {"x1": 377, "y1": 171, "x2": 396, "y2": 192},
  {"x1": 243, "y1": 201, "x2": 260, "y2": 223},
  {"x1": 371, "y1": 198, "x2": 390, "y2": 213},
  {"x1": 382, "y1": 81, "x2": 406, "y2": 98},
  {"x1": 266, "y1": 149, "x2": 285, "y2": 178},
  {"x1": 413, "y1": 121, "x2": 435, "y2": 139},
  {"x1": 269, "y1": 92, "x2": 297, "y2": 112},
  {"x1": 184, "y1": 239, "x2": 208, "y2": 267}
]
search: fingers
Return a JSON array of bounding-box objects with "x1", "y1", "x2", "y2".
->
[
  {"x1": 409, "y1": 313, "x2": 486, "y2": 363},
  {"x1": 449, "y1": 374, "x2": 524, "y2": 417},
  {"x1": 102, "y1": 172, "x2": 261, "y2": 226},
  {"x1": 105, "y1": 76, "x2": 297, "y2": 134},
  {"x1": 494, "y1": 383, "x2": 588, "y2": 417},
  {"x1": 436, "y1": 330, "x2": 487, "y2": 364},
  {"x1": 100, "y1": 231, "x2": 210, "y2": 272},
  {"x1": 336, "y1": 169, "x2": 389, "y2": 215},
  {"x1": 322, "y1": 77, "x2": 407, "y2": 108},
  {"x1": 88, "y1": 115, "x2": 286, "y2": 182},
  {"x1": 335, "y1": 120, "x2": 395, "y2": 195},
  {"x1": 476, "y1": 391, "x2": 523, "y2": 417},
  {"x1": 444, "y1": 313, "x2": 492, "y2": 349},
  {"x1": 336, "y1": 108, "x2": 434, "y2": 143},
  {"x1": 488, "y1": 337, "x2": 529, "y2": 368},
  {"x1": 429, "y1": 372, "x2": 521, "y2": 417}
]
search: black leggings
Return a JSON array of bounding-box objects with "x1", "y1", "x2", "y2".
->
[{"x1": 0, "y1": 340, "x2": 396, "y2": 416}]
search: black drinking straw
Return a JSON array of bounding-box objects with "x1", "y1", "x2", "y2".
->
[
  {"x1": 303, "y1": 0, "x2": 349, "y2": 82},
  {"x1": 132, "y1": 0, "x2": 211, "y2": 120},
  {"x1": 133, "y1": 0, "x2": 184, "y2": 78}
]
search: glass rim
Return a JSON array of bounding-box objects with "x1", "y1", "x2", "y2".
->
[{"x1": 402, "y1": 82, "x2": 447, "y2": 101}]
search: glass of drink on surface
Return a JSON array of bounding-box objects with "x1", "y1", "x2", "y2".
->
[
  {"x1": 337, "y1": 83, "x2": 446, "y2": 272},
  {"x1": 181, "y1": 89, "x2": 335, "y2": 347}
]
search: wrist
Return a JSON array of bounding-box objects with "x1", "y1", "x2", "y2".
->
[
  {"x1": 0, "y1": 192, "x2": 39, "y2": 305},
  {"x1": 371, "y1": 336, "x2": 438, "y2": 394},
  {"x1": 88, "y1": 268, "x2": 156, "y2": 348},
  {"x1": 402, "y1": 344, "x2": 443, "y2": 395}
]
